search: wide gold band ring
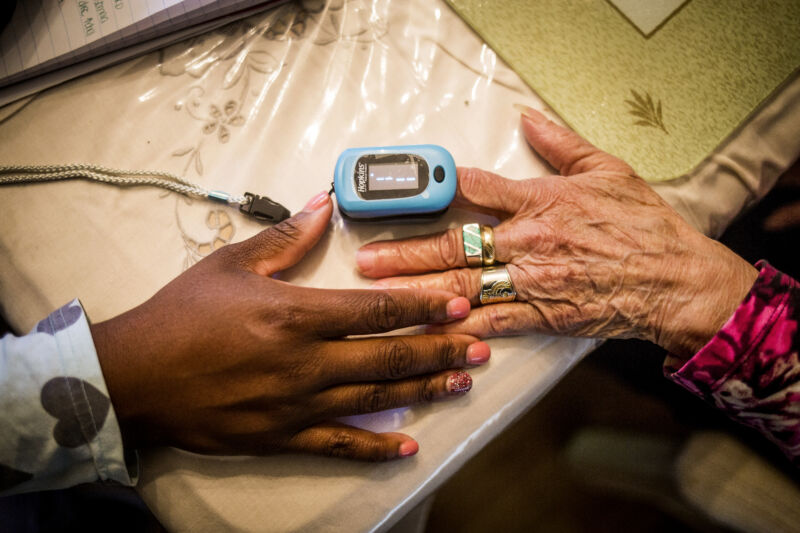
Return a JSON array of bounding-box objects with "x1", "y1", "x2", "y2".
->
[
  {"x1": 481, "y1": 225, "x2": 495, "y2": 266},
  {"x1": 479, "y1": 265, "x2": 516, "y2": 305}
]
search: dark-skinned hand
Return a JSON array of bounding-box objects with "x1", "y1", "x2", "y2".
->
[{"x1": 92, "y1": 192, "x2": 489, "y2": 461}]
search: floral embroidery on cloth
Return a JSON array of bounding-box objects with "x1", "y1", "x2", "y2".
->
[{"x1": 665, "y1": 261, "x2": 800, "y2": 465}]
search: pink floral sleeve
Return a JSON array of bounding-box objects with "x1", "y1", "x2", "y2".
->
[{"x1": 664, "y1": 261, "x2": 800, "y2": 465}]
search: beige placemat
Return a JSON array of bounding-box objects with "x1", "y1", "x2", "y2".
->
[{"x1": 446, "y1": 0, "x2": 800, "y2": 182}]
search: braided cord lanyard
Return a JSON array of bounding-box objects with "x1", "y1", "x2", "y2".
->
[{"x1": 0, "y1": 164, "x2": 290, "y2": 222}]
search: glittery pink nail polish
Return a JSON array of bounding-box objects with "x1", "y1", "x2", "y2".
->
[{"x1": 446, "y1": 371, "x2": 472, "y2": 394}]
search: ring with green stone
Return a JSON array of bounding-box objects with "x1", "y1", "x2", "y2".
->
[{"x1": 462, "y1": 223, "x2": 483, "y2": 267}]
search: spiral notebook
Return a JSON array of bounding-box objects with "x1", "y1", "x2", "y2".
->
[{"x1": 0, "y1": 0, "x2": 285, "y2": 106}]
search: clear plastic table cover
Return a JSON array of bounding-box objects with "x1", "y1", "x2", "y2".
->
[{"x1": 0, "y1": 1, "x2": 799, "y2": 532}]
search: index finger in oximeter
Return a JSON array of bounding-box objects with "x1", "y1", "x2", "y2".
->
[{"x1": 333, "y1": 145, "x2": 456, "y2": 220}]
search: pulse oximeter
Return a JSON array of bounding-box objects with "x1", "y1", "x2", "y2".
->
[{"x1": 333, "y1": 145, "x2": 457, "y2": 220}]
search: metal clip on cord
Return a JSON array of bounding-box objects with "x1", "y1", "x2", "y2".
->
[{"x1": 0, "y1": 164, "x2": 292, "y2": 223}]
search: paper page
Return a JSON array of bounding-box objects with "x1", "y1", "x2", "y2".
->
[
  {"x1": 0, "y1": 0, "x2": 201, "y2": 86},
  {"x1": 0, "y1": 0, "x2": 276, "y2": 87},
  {"x1": 0, "y1": 0, "x2": 286, "y2": 107}
]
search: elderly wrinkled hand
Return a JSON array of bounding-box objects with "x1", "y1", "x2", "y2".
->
[
  {"x1": 356, "y1": 106, "x2": 758, "y2": 360},
  {"x1": 91, "y1": 192, "x2": 489, "y2": 462}
]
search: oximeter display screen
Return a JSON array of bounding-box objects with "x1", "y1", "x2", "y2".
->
[
  {"x1": 368, "y1": 163, "x2": 419, "y2": 191},
  {"x1": 353, "y1": 153, "x2": 428, "y2": 200}
]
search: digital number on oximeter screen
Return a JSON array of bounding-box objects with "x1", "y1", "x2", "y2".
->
[{"x1": 369, "y1": 163, "x2": 418, "y2": 191}]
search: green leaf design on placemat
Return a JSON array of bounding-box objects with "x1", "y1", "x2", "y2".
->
[{"x1": 625, "y1": 90, "x2": 669, "y2": 134}]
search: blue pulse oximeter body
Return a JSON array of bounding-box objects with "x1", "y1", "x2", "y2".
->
[{"x1": 333, "y1": 144, "x2": 457, "y2": 220}]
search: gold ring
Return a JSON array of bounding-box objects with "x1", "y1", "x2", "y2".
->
[
  {"x1": 462, "y1": 223, "x2": 482, "y2": 267},
  {"x1": 480, "y1": 266, "x2": 516, "y2": 305},
  {"x1": 481, "y1": 225, "x2": 495, "y2": 266}
]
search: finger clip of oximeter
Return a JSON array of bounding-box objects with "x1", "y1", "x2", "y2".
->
[{"x1": 332, "y1": 145, "x2": 457, "y2": 221}]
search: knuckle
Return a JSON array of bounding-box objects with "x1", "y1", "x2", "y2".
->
[
  {"x1": 459, "y1": 167, "x2": 482, "y2": 192},
  {"x1": 562, "y1": 263, "x2": 584, "y2": 285},
  {"x1": 485, "y1": 306, "x2": 516, "y2": 336},
  {"x1": 520, "y1": 224, "x2": 556, "y2": 253},
  {"x1": 261, "y1": 219, "x2": 303, "y2": 251},
  {"x1": 528, "y1": 301, "x2": 577, "y2": 335},
  {"x1": 437, "y1": 230, "x2": 462, "y2": 267},
  {"x1": 447, "y1": 269, "x2": 476, "y2": 300},
  {"x1": 534, "y1": 264, "x2": 571, "y2": 292},
  {"x1": 556, "y1": 303, "x2": 583, "y2": 331},
  {"x1": 417, "y1": 377, "x2": 436, "y2": 403},
  {"x1": 435, "y1": 336, "x2": 460, "y2": 369},
  {"x1": 561, "y1": 147, "x2": 601, "y2": 176},
  {"x1": 365, "y1": 292, "x2": 404, "y2": 331},
  {"x1": 376, "y1": 339, "x2": 414, "y2": 379},
  {"x1": 324, "y1": 431, "x2": 356, "y2": 458},
  {"x1": 269, "y1": 300, "x2": 306, "y2": 329},
  {"x1": 361, "y1": 440, "x2": 392, "y2": 462},
  {"x1": 272, "y1": 219, "x2": 303, "y2": 241},
  {"x1": 359, "y1": 384, "x2": 392, "y2": 413}
]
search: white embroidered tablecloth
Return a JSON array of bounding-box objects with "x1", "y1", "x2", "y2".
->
[{"x1": 0, "y1": 1, "x2": 798, "y2": 531}]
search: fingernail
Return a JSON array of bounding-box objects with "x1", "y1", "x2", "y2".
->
[
  {"x1": 303, "y1": 191, "x2": 329, "y2": 212},
  {"x1": 446, "y1": 371, "x2": 473, "y2": 394},
  {"x1": 466, "y1": 342, "x2": 491, "y2": 365},
  {"x1": 398, "y1": 440, "x2": 419, "y2": 457},
  {"x1": 446, "y1": 297, "x2": 470, "y2": 320},
  {"x1": 356, "y1": 248, "x2": 376, "y2": 272},
  {"x1": 370, "y1": 281, "x2": 389, "y2": 289},
  {"x1": 513, "y1": 103, "x2": 544, "y2": 121}
]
